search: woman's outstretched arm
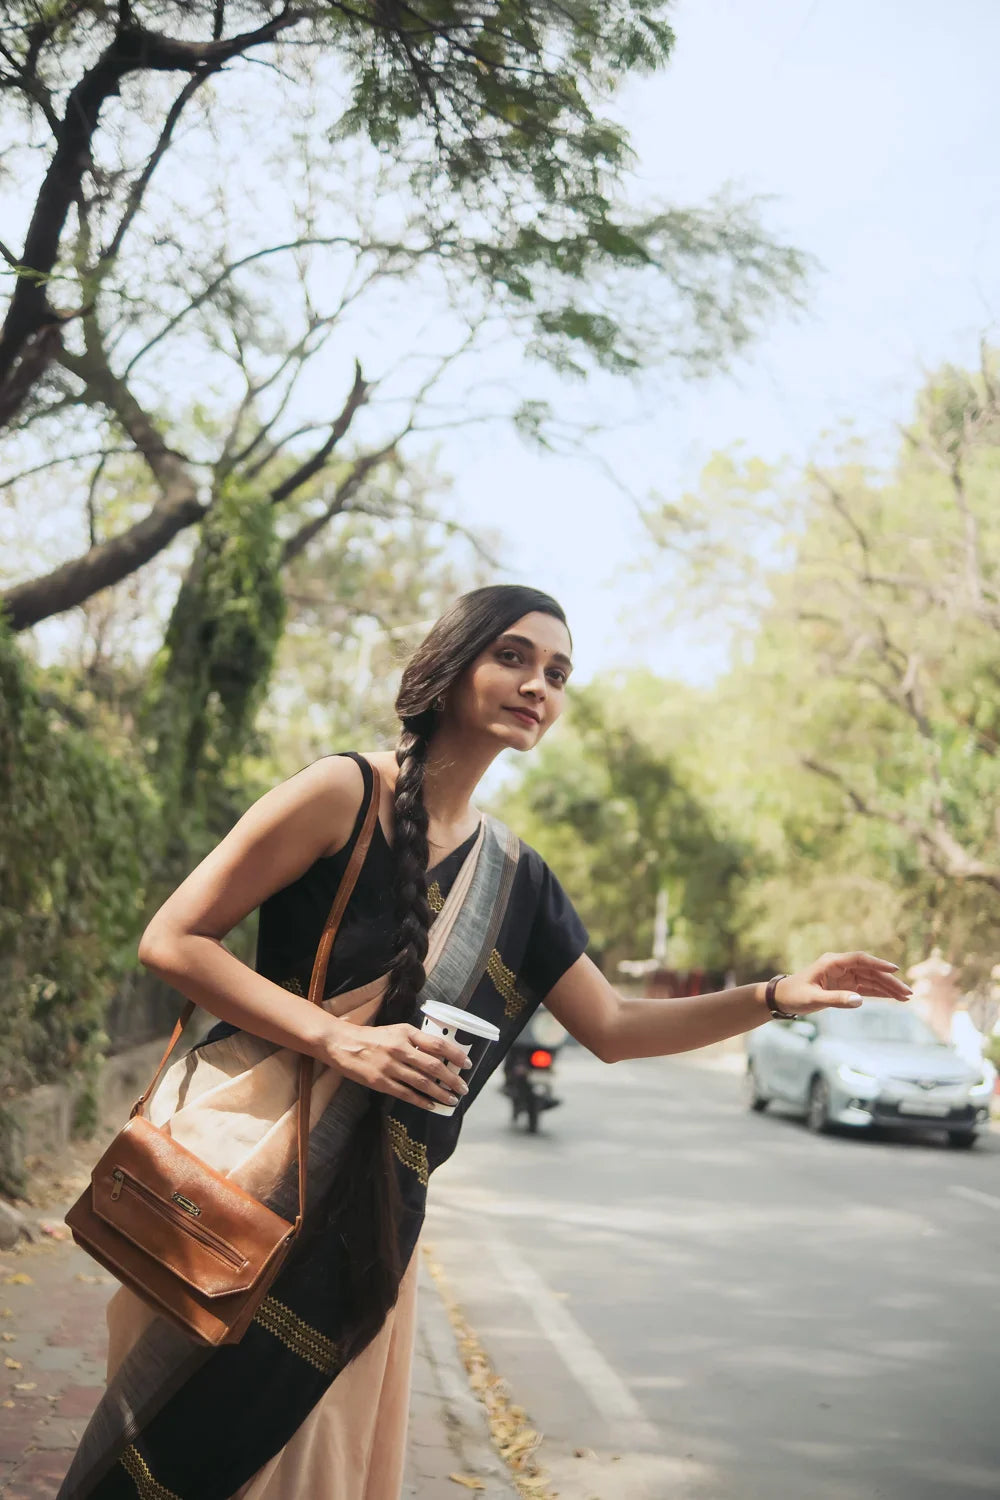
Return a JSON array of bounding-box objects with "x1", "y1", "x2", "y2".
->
[{"x1": 541, "y1": 952, "x2": 913, "y2": 1064}]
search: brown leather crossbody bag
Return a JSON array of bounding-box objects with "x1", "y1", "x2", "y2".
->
[{"x1": 64, "y1": 770, "x2": 381, "y2": 1347}]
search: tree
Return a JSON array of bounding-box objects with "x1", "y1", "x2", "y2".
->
[
  {"x1": 637, "y1": 347, "x2": 1000, "y2": 981},
  {"x1": 0, "y1": 1, "x2": 803, "y2": 420},
  {"x1": 498, "y1": 674, "x2": 750, "y2": 974},
  {"x1": 1, "y1": 1, "x2": 808, "y2": 633}
]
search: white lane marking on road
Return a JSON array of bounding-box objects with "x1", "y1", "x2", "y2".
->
[
  {"x1": 950, "y1": 1185, "x2": 1000, "y2": 1212},
  {"x1": 479, "y1": 1222, "x2": 661, "y2": 1448}
]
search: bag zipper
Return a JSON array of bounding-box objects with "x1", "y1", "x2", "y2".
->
[{"x1": 109, "y1": 1168, "x2": 247, "y2": 1269}]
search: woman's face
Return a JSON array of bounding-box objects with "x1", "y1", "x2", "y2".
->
[{"x1": 448, "y1": 610, "x2": 574, "y2": 751}]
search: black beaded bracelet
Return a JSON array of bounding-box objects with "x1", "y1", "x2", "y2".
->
[{"x1": 764, "y1": 974, "x2": 802, "y2": 1021}]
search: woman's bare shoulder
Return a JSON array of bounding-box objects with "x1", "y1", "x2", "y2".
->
[
  {"x1": 289, "y1": 754, "x2": 369, "y2": 857},
  {"x1": 360, "y1": 749, "x2": 398, "y2": 783},
  {"x1": 299, "y1": 752, "x2": 398, "y2": 856}
]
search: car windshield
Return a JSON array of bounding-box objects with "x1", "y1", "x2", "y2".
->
[{"x1": 821, "y1": 1004, "x2": 942, "y2": 1046}]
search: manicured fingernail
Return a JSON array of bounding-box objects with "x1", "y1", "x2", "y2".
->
[{"x1": 847, "y1": 993, "x2": 862, "y2": 1004}]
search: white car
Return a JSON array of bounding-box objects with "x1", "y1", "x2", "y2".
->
[{"x1": 745, "y1": 999, "x2": 996, "y2": 1148}]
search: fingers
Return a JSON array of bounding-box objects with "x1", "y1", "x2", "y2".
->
[
  {"x1": 812, "y1": 952, "x2": 912, "y2": 998},
  {"x1": 405, "y1": 1050, "x2": 469, "y2": 1097},
  {"x1": 407, "y1": 1026, "x2": 470, "y2": 1071},
  {"x1": 828, "y1": 990, "x2": 863, "y2": 1008},
  {"x1": 388, "y1": 1080, "x2": 445, "y2": 1113},
  {"x1": 400, "y1": 1063, "x2": 464, "y2": 1108},
  {"x1": 852, "y1": 952, "x2": 900, "y2": 970}
]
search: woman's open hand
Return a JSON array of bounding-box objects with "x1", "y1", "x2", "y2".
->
[
  {"x1": 774, "y1": 951, "x2": 913, "y2": 1015},
  {"x1": 324, "y1": 1019, "x2": 471, "y2": 1112}
]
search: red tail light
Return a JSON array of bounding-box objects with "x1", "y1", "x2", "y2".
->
[{"x1": 530, "y1": 1049, "x2": 552, "y2": 1069}]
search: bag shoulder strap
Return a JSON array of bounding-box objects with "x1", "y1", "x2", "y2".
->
[
  {"x1": 294, "y1": 764, "x2": 380, "y2": 1225},
  {"x1": 130, "y1": 765, "x2": 383, "y2": 1231}
]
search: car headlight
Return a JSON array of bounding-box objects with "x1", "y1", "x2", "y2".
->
[
  {"x1": 836, "y1": 1063, "x2": 880, "y2": 1090},
  {"x1": 969, "y1": 1073, "x2": 994, "y2": 1097}
]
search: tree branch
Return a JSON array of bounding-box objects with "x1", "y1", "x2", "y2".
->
[
  {"x1": 269, "y1": 361, "x2": 371, "y2": 505},
  {"x1": 58, "y1": 343, "x2": 195, "y2": 504},
  {"x1": 280, "y1": 445, "x2": 395, "y2": 565},
  {"x1": 100, "y1": 73, "x2": 209, "y2": 267},
  {"x1": 0, "y1": 445, "x2": 131, "y2": 491},
  {"x1": 0, "y1": 487, "x2": 207, "y2": 632},
  {"x1": 0, "y1": 5, "x2": 305, "y2": 420},
  {"x1": 801, "y1": 755, "x2": 1000, "y2": 892}
]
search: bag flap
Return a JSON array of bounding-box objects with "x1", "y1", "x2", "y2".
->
[{"x1": 90, "y1": 1116, "x2": 294, "y2": 1299}]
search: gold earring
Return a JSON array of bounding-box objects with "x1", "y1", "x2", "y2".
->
[{"x1": 433, "y1": 695, "x2": 445, "y2": 712}]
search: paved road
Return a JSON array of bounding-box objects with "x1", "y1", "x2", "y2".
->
[{"x1": 426, "y1": 1045, "x2": 1000, "y2": 1500}]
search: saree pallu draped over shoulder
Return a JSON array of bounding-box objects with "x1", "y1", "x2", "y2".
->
[{"x1": 58, "y1": 814, "x2": 521, "y2": 1500}]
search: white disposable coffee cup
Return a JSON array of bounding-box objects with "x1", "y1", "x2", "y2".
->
[{"x1": 419, "y1": 1000, "x2": 500, "y2": 1116}]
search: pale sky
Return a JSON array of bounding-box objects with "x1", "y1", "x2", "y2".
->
[{"x1": 443, "y1": 0, "x2": 1000, "y2": 685}]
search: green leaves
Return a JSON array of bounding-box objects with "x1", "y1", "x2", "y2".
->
[
  {"x1": 141, "y1": 480, "x2": 286, "y2": 827},
  {"x1": 633, "y1": 352, "x2": 1000, "y2": 986},
  {"x1": 0, "y1": 621, "x2": 159, "y2": 1190},
  {"x1": 498, "y1": 675, "x2": 748, "y2": 972}
]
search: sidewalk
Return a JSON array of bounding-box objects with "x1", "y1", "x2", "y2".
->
[{"x1": 0, "y1": 1191, "x2": 519, "y2": 1499}]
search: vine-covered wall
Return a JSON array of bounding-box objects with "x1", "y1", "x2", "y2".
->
[
  {"x1": 0, "y1": 623, "x2": 160, "y2": 1190},
  {"x1": 0, "y1": 488, "x2": 285, "y2": 1193}
]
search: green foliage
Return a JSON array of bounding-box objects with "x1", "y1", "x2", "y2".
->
[
  {"x1": 334, "y1": 1, "x2": 673, "y2": 202},
  {"x1": 631, "y1": 352, "x2": 1000, "y2": 986},
  {"x1": 255, "y1": 503, "x2": 492, "y2": 779},
  {"x1": 497, "y1": 674, "x2": 750, "y2": 973},
  {"x1": 2, "y1": 0, "x2": 808, "y2": 459},
  {"x1": 141, "y1": 481, "x2": 286, "y2": 856},
  {"x1": 497, "y1": 355, "x2": 1000, "y2": 993},
  {"x1": 0, "y1": 620, "x2": 159, "y2": 1191}
]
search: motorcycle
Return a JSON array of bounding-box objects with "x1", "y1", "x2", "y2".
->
[{"x1": 501, "y1": 1007, "x2": 568, "y2": 1133}]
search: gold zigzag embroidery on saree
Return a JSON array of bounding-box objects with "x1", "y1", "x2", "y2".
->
[
  {"x1": 254, "y1": 1296, "x2": 341, "y2": 1374},
  {"x1": 428, "y1": 877, "x2": 526, "y2": 1016},
  {"x1": 487, "y1": 948, "x2": 527, "y2": 1019},
  {"x1": 119, "y1": 1444, "x2": 182, "y2": 1500},
  {"x1": 387, "y1": 1117, "x2": 429, "y2": 1186}
]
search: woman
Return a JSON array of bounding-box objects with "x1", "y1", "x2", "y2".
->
[{"x1": 59, "y1": 584, "x2": 911, "y2": 1500}]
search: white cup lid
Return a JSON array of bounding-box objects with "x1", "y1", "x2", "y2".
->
[{"x1": 420, "y1": 999, "x2": 500, "y2": 1041}]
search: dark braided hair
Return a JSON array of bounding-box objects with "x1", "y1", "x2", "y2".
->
[
  {"x1": 381, "y1": 720, "x2": 434, "y2": 1027},
  {"x1": 321, "y1": 587, "x2": 568, "y2": 1366}
]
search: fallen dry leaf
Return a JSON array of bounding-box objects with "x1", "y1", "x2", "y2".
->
[
  {"x1": 1, "y1": 1400, "x2": 14, "y2": 1410},
  {"x1": 422, "y1": 1244, "x2": 555, "y2": 1500},
  {"x1": 448, "y1": 1478, "x2": 486, "y2": 1492},
  {"x1": 4, "y1": 1357, "x2": 22, "y2": 1369},
  {"x1": 3, "y1": 1273, "x2": 32, "y2": 1286},
  {"x1": 13, "y1": 1382, "x2": 36, "y2": 1392},
  {"x1": 1, "y1": 1332, "x2": 15, "y2": 1342}
]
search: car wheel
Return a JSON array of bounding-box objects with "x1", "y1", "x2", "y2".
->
[
  {"x1": 947, "y1": 1130, "x2": 977, "y2": 1150},
  {"x1": 806, "y1": 1075, "x2": 831, "y2": 1134},
  {"x1": 744, "y1": 1064, "x2": 769, "y2": 1113}
]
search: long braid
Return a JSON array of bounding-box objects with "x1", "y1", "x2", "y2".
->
[
  {"x1": 318, "y1": 720, "x2": 436, "y2": 1365},
  {"x1": 381, "y1": 719, "x2": 433, "y2": 1025}
]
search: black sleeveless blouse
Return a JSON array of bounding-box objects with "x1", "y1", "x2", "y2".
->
[{"x1": 253, "y1": 753, "x2": 588, "y2": 1040}]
